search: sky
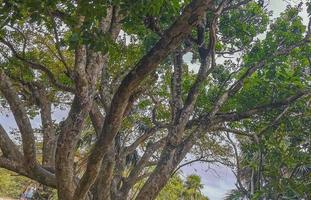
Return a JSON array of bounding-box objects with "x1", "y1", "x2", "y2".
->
[{"x1": 0, "y1": 1, "x2": 310, "y2": 200}]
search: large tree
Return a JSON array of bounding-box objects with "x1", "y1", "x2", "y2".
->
[{"x1": 0, "y1": 0, "x2": 310, "y2": 200}]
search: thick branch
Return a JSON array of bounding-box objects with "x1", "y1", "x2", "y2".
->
[
  {"x1": 90, "y1": 103, "x2": 105, "y2": 135},
  {"x1": 0, "y1": 124, "x2": 23, "y2": 161},
  {"x1": 124, "y1": 126, "x2": 160, "y2": 155},
  {"x1": 0, "y1": 156, "x2": 27, "y2": 176},
  {"x1": 0, "y1": 151, "x2": 56, "y2": 188},
  {"x1": 186, "y1": 90, "x2": 309, "y2": 129},
  {"x1": 56, "y1": 8, "x2": 120, "y2": 198},
  {"x1": 176, "y1": 0, "x2": 226, "y2": 128},
  {"x1": 215, "y1": 90, "x2": 309, "y2": 123},
  {"x1": 121, "y1": 138, "x2": 166, "y2": 194},
  {"x1": 0, "y1": 70, "x2": 37, "y2": 168},
  {"x1": 74, "y1": 1, "x2": 214, "y2": 198},
  {"x1": 171, "y1": 50, "x2": 184, "y2": 118},
  {"x1": 135, "y1": 2, "x2": 229, "y2": 199}
]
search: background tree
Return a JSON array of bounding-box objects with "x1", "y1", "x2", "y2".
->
[
  {"x1": 158, "y1": 174, "x2": 209, "y2": 200},
  {"x1": 223, "y1": 4, "x2": 311, "y2": 199},
  {"x1": 225, "y1": 94, "x2": 311, "y2": 199},
  {"x1": 0, "y1": 0, "x2": 310, "y2": 200},
  {"x1": 182, "y1": 174, "x2": 207, "y2": 200}
]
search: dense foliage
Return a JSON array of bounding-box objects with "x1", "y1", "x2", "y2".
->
[{"x1": 0, "y1": 0, "x2": 310, "y2": 200}]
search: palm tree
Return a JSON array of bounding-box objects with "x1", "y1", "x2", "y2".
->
[
  {"x1": 183, "y1": 175, "x2": 208, "y2": 200},
  {"x1": 224, "y1": 189, "x2": 245, "y2": 200}
]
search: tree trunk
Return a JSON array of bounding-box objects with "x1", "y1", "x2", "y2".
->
[
  {"x1": 92, "y1": 148, "x2": 116, "y2": 200},
  {"x1": 40, "y1": 101, "x2": 57, "y2": 171},
  {"x1": 136, "y1": 128, "x2": 195, "y2": 200}
]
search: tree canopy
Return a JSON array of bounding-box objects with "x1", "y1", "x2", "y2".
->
[{"x1": 0, "y1": 0, "x2": 310, "y2": 200}]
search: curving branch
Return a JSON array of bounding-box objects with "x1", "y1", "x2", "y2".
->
[
  {"x1": 49, "y1": 11, "x2": 70, "y2": 71},
  {"x1": 186, "y1": 89, "x2": 310, "y2": 130},
  {"x1": 256, "y1": 106, "x2": 290, "y2": 137},
  {"x1": 29, "y1": 84, "x2": 57, "y2": 170},
  {"x1": 215, "y1": 90, "x2": 310, "y2": 123},
  {"x1": 0, "y1": 124, "x2": 23, "y2": 161},
  {"x1": 172, "y1": 157, "x2": 226, "y2": 176},
  {"x1": 73, "y1": 1, "x2": 215, "y2": 198},
  {"x1": 171, "y1": 50, "x2": 184, "y2": 118},
  {"x1": 121, "y1": 138, "x2": 166, "y2": 194},
  {"x1": 0, "y1": 70, "x2": 37, "y2": 168},
  {"x1": 209, "y1": 39, "x2": 309, "y2": 118},
  {"x1": 55, "y1": 5, "x2": 123, "y2": 198},
  {"x1": 0, "y1": 156, "x2": 26, "y2": 176},
  {"x1": 0, "y1": 37, "x2": 75, "y2": 93},
  {"x1": 89, "y1": 103, "x2": 105, "y2": 135},
  {"x1": 213, "y1": 127, "x2": 254, "y2": 137},
  {"x1": 135, "y1": 2, "x2": 230, "y2": 199},
  {"x1": 225, "y1": 132, "x2": 248, "y2": 195}
]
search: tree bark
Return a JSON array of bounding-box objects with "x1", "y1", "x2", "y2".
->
[
  {"x1": 136, "y1": 134, "x2": 197, "y2": 200},
  {"x1": 41, "y1": 101, "x2": 57, "y2": 171},
  {"x1": 0, "y1": 70, "x2": 37, "y2": 168},
  {"x1": 92, "y1": 147, "x2": 116, "y2": 200},
  {"x1": 74, "y1": 1, "x2": 214, "y2": 198}
]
